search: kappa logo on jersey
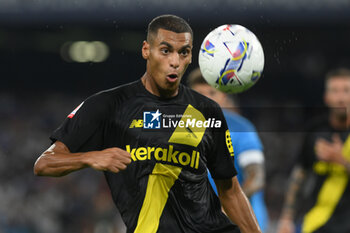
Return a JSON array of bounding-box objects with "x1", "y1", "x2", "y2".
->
[
  {"x1": 67, "y1": 102, "x2": 84, "y2": 119},
  {"x1": 143, "y1": 109, "x2": 161, "y2": 129}
]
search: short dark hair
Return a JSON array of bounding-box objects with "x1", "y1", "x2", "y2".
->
[
  {"x1": 186, "y1": 67, "x2": 207, "y2": 88},
  {"x1": 325, "y1": 68, "x2": 350, "y2": 87},
  {"x1": 147, "y1": 14, "x2": 193, "y2": 42},
  {"x1": 325, "y1": 68, "x2": 350, "y2": 80}
]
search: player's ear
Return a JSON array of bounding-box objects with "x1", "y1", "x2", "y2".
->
[{"x1": 142, "y1": 40, "x2": 150, "y2": 59}]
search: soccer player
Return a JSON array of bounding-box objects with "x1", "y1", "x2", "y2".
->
[
  {"x1": 33, "y1": 15, "x2": 261, "y2": 233},
  {"x1": 277, "y1": 68, "x2": 350, "y2": 233},
  {"x1": 187, "y1": 68, "x2": 269, "y2": 232}
]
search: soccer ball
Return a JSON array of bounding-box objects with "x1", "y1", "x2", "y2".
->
[{"x1": 198, "y1": 24, "x2": 264, "y2": 93}]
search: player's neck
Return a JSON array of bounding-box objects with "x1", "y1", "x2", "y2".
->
[{"x1": 141, "y1": 73, "x2": 179, "y2": 98}]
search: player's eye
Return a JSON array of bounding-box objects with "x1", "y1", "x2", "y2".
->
[
  {"x1": 180, "y1": 49, "x2": 190, "y2": 57},
  {"x1": 161, "y1": 48, "x2": 170, "y2": 54}
]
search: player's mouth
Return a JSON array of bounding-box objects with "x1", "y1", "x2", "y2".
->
[{"x1": 166, "y1": 74, "x2": 178, "y2": 83}]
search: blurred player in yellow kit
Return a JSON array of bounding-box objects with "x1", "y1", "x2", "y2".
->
[{"x1": 278, "y1": 68, "x2": 350, "y2": 233}]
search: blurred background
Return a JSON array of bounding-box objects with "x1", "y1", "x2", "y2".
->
[{"x1": 1, "y1": 0, "x2": 350, "y2": 232}]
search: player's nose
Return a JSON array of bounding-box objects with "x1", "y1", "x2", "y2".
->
[{"x1": 169, "y1": 53, "x2": 180, "y2": 69}]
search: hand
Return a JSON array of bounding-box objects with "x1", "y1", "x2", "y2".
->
[
  {"x1": 276, "y1": 217, "x2": 295, "y2": 233},
  {"x1": 85, "y1": 147, "x2": 132, "y2": 173},
  {"x1": 315, "y1": 134, "x2": 345, "y2": 164}
]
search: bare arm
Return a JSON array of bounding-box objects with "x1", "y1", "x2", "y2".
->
[
  {"x1": 34, "y1": 141, "x2": 132, "y2": 177},
  {"x1": 215, "y1": 177, "x2": 261, "y2": 233},
  {"x1": 241, "y1": 163, "x2": 265, "y2": 198},
  {"x1": 277, "y1": 165, "x2": 306, "y2": 233}
]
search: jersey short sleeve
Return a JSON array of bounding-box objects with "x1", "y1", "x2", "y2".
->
[
  {"x1": 206, "y1": 106, "x2": 237, "y2": 179},
  {"x1": 224, "y1": 111, "x2": 263, "y2": 151},
  {"x1": 223, "y1": 111, "x2": 264, "y2": 167},
  {"x1": 50, "y1": 92, "x2": 111, "y2": 152}
]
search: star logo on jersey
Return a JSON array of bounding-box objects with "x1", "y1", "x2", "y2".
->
[{"x1": 143, "y1": 109, "x2": 161, "y2": 129}]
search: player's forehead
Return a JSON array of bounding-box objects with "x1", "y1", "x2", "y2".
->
[
  {"x1": 151, "y1": 28, "x2": 192, "y2": 47},
  {"x1": 326, "y1": 76, "x2": 350, "y2": 88}
]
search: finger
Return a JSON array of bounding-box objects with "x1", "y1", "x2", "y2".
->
[
  {"x1": 106, "y1": 148, "x2": 130, "y2": 158},
  {"x1": 316, "y1": 137, "x2": 331, "y2": 146},
  {"x1": 315, "y1": 140, "x2": 335, "y2": 155},
  {"x1": 316, "y1": 152, "x2": 327, "y2": 161},
  {"x1": 315, "y1": 141, "x2": 326, "y2": 153},
  {"x1": 105, "y1": 147, "x2": 126, "y2": 154},
  {"x1": 315, "y1": 142, "x2": 326, "y2": 153},
  {"x1": 124, "y1": 157, "x2": 132, "y2": 164},
  {"x1": 109, "y1": 166, "x2": 120, "y2": 173},
  {"x1": 107, "y1": 162, "x2": 124, "y2": 172},
  {"x1": 122, "y1": 151, "x2": 132, "y2": 159},
  {"x1": 316, "y1": 145, "x2": 334, "y2": 161},
  {"x1": 121, "y1": 154, "x2": 132, "y2": 163},
  {"x1": 112, "y1": 162, "x2": 127, "y2": 171},
  {"x1": 112, "y1": 148, "x2": 132, "y2": 158},
  {"x1": 118, "y1": 163, "x2": 128, "y2": 170},
  {"x1": 116, "y1": 158, "x2": 130, "y2": 168},
  {"x1": 115, "y1": 152, "x2": 132, "y2": 163},
  {"x1": 316, "y1": 142, "x2": 331, "y2": 154},
  {"x1": 315, "y1": 142, "x2": 327, "y2": 156},
  {"x1": 332, "y1": 133, "x2": 343, "y2": 144}
]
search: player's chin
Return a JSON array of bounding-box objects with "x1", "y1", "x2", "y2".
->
[
  {"x1": 167, "y1": 79, "x2": 181, "y2": 88},
  {"x1": 164, "y1": 83, "x2": 178, "y2": 92},
  {"x1": 160, "y1": 81, "x2": 179, "y2": 94}
]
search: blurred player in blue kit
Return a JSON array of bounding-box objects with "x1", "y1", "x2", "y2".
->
[{"x1": 187, "y1": 68, "x2": 269, "y2": 232}]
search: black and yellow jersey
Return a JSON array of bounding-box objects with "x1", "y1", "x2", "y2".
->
[
  {"x1": 50, "y1": 79, "x2": 239, "y2": 233},
  {"x1": 298, "y1": 117, "x2": 350, "y2": 233}
]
